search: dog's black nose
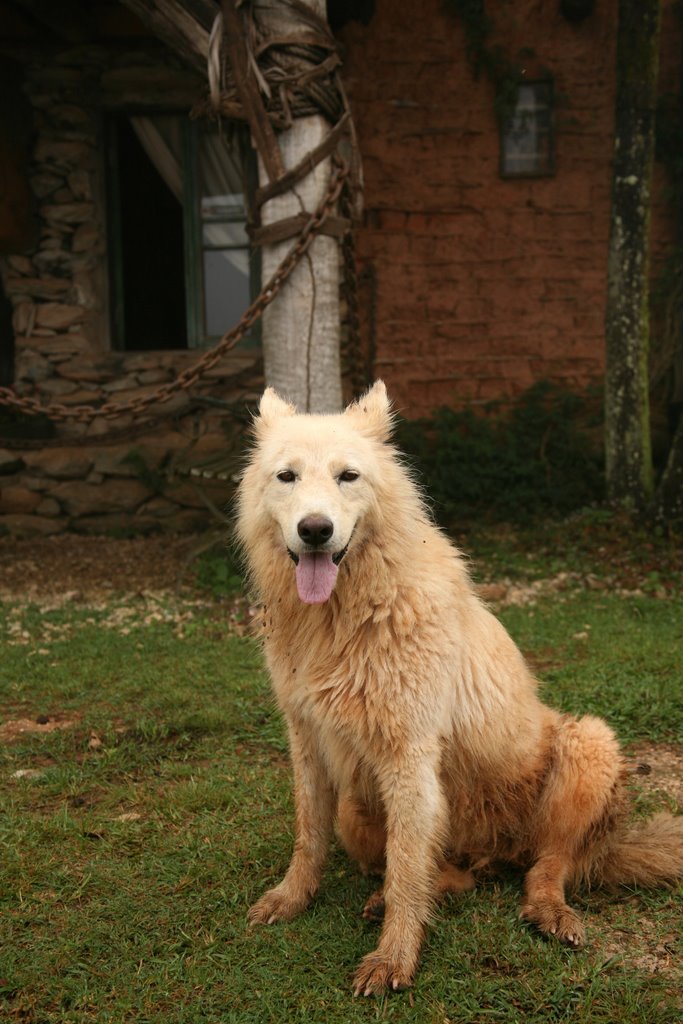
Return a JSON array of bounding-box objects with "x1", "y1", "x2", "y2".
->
[{"x1": 297, "y1": 515, "x2": 333, "y2": 546}]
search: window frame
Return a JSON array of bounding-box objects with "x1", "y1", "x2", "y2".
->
[
  {"x1": 183, "y1": 120, "x2": 259, "y2": 350},
  {"x1": 499, "y1": 79, "x2": 555, "y2": 180},
  {"x1": 104, "y1": 114, "x2": 126, "y2": 353},
  {"x1": 105, "y1": 111, "x2": 257, "y2": 353}
]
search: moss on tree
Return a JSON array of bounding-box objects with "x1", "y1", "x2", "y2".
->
[{"x1": 604, "y1": 0, "x2": 661, "y2": 508}]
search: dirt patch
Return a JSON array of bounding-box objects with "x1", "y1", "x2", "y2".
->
[
  {"x1": 626, "y1": 742, "x2": 683, "y2": 808},
  {"x1": 603, "y1": 928, "x2": 680, "y2": 977},
  {"x1": 476, "y1": 570, "x2": 675, "y2": 607},
  {"x1": 467, "y1": 517, "x2": 683, "y2": 597},
  {"x1": 476, "y1": 573, "x2": 586, "y2": 606},
  {"x1": 591, "y1": 742, "x2": 683, "y2": 988},
  {"x1": 594, "y1": 908, "x2": 681, "y2": 987},
  {"x1": 0, "y1": 531, "x2": 217, "y2": 603},
  {"x1": 0, "y1": 714, "x2": 79, "y2": 742}
]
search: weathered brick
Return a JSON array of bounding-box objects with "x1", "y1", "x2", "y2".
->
[{"x1": 335, "y1": 0, "x2": 682, "y2": 415}]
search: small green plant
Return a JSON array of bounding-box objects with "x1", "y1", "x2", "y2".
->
[
  {"x1": 194, "y1": 543, "x2": 245, "y2": 596},
  {"x1": 396, "y1": 381, "x2": 604, "y2": 525},
  {"x1": 122, "y1": 448, "x2": 168, "y2": 493}
]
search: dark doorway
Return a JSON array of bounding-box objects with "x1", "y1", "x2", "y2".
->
[{"x1": 108, "y1": 116, "x2": 187, "y2": 350}]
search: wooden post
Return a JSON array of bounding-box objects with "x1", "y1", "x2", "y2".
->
[{"x1": 252, "y1": 0, "x2": 342, "y2": 414}]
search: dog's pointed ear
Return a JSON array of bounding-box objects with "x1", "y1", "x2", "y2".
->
[
  {"x1": 344, "y1": 380, "x2": 393, "y2": 441},
  {"x1": 257, "y1": 387, "x2": 297, "y2": 429}
]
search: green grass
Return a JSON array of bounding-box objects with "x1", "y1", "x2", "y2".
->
[
  {"x1": 0, "y1": 543, "x2": 682, "y2": 1022},
  {"x1": 499, "y1": 593, "x2": 683, "y2": 743}
]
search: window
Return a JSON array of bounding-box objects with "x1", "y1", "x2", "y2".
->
[
  {"x1": 500, "y1": 81, "x2": 554, "y2": 178},
  {"x1": 106, "y1": 114, "x2": 255, "y2": 351},
  {"x1": 190, "y1": 124, "x2": 253, "y2": 343}
]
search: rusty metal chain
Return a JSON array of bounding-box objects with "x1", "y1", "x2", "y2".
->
[
  {"x1": 340, "y1": 177, "x2": 366, "y2": 399},
  {"x1": 0, "y1": 159, "x2": 349, "y2": 426}
]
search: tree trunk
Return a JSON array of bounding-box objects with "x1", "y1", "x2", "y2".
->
[
  {"x1": 654, "y1": 413, "x2": 683, "y2": 520},
  {"x1": 604, "y1": 0, "x2": 661, "y2": 508},
  {"x1": 254, "y1": 0, "x2": 342, "y2": 414},
  {"x1": 652, "y1": 28, "x2": 683, "y2": 524}
]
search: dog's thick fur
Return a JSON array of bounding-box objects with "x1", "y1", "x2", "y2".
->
[{"x1": 237, "y1": 381, "x2": 683, "y2": 996}]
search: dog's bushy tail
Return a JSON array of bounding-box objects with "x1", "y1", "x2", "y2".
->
[{"x1": 587, "y1": 812, "x2": 683, "y2": 888}]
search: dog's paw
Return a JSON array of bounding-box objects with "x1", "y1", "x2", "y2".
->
[
  {"x1": 520, "y1": 902, "x2": 586, "y2": 948},
  {"x1": 247, "y1": 886, "x2": 308, "y2": 926},
  {"x1": 362, "y1": 889, "x2": 385, "y2": 922},
  {"x1": 352, "y1": 951, "x2": 414, "y2": 996}
]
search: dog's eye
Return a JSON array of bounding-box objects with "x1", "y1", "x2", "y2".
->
[
  {"x1": 338, "y1": 470, "x2": 359, "y2": 483},
  {"x1": 276, "y1": 470, "x2": 296, "y2": 483}
]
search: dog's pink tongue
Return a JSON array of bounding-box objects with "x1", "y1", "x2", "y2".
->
[{"x1": 295, "y1": 552, "x2": 339, "y2": 604}]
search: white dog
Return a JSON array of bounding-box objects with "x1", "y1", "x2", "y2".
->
[{"x1": 236, "y1": 381, "x2": 683, "y2": 996}]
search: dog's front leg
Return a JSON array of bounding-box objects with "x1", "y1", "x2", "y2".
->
[
  {"x1": 248, "y1": 721, "x2": 334, "y2": 925},
  {"x1": 353, "y1": 753, "x2": 446, "y2": 996}
]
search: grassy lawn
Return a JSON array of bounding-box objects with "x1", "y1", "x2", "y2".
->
[{"x1": 0, "y1": 525, "x2": 681, "y2": 1023}]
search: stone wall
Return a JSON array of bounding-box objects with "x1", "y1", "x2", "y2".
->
[
  {"x1": 339, "y1": 0, "x2": 680, "y2": 418},
  {"x1": 0, "y1": 45, "x2": 260, "y2": 536}
]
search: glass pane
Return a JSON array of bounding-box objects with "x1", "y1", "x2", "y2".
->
[
  {"x1": 203, "y1": 249, "x2": 250, "y2": 337},
  {"x1": 201, "y1": 194, "x2": 245, "y2": 220},
  {"x1": 202, "y1": 221, "x2": 249, "y2": 247},
  {"x1": 501, "y1": 83, "x2": 553, "y2": 176},
  {"x1": 198, "y1": 129, "x2": 246, "y2": 210},
  {"x1": 193, "y1": 125, "x2": 254, "y2": 343}
]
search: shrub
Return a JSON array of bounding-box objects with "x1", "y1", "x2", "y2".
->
[{"x1": 395, "y1": 381, "x2": 604, "y2": 524}]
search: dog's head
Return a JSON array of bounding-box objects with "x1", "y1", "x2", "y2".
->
[{"x1": 238, "y1": 381, "x2": 394, "y2": 604}]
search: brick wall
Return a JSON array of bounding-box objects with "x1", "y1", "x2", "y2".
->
[{"x1": 340, "y1": 0, "x2": 680, "y2": 418}]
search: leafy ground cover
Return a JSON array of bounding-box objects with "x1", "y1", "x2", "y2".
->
[{"x1": 0, "y1": 520, "x2": 681, "y2": 1023}]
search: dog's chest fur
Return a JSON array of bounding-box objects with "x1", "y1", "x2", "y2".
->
[{"x1": 259, "y1": 551, "x2": 474, "y2": 778}]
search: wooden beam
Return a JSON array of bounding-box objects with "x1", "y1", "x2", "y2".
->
[
  {"x1": 118, "y1": 0, "x2": 216, "y2": 74},
  {"x1": 221, "y1": 0, "x2": 284, "y2": 182},
  {"x1": 178, "y1": 0, "x2": 219, "y2": 31}
]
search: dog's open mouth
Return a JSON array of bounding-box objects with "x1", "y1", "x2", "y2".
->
[{"x1": 287, "y1": 545, "x2": 349, "y2": 604}]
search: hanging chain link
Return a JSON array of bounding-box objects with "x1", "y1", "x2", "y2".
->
[
  {"x1": 339, "y1": 181, "x2": 366, "y2": 399},
  {"x1": 0, "y1": 159, "x2": 349, "y2": 426}
]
